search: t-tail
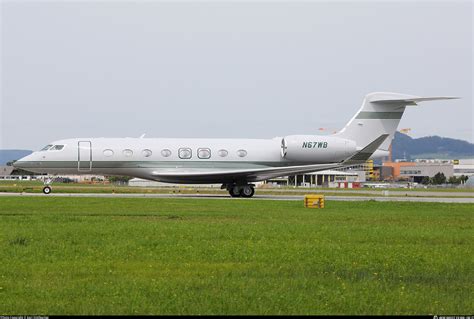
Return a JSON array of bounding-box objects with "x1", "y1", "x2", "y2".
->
[{"x1": 334, "y1": 92, "x2": 459, "y2": 155}]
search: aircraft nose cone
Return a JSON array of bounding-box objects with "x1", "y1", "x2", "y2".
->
[
  {"x1": 13, "y1": 160, "x2": 26, "y2": 169},
  {"x1": 13, "y1": 154, "x2": 34, "y2": 169}
]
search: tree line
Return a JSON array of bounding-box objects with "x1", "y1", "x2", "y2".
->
[{"x1": 421, "y1": 173, "x2": 469, "y2": 185}]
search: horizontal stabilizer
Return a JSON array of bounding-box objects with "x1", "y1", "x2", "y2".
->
[{"x1": 367, "y1": 93, "x2": 459, "y2": 105}]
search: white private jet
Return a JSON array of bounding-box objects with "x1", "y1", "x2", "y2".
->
[{"x1": 14, "y1": 92, "x2": 458, "y2": 197}]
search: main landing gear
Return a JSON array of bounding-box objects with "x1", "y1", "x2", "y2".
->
[{"x1": 223, "y1": 184, "x2": 255, "y2": 198}]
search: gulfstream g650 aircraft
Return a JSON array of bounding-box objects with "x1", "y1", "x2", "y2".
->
[{"x1": 14, "y1": 92, "x2": 457, "y2": 197}]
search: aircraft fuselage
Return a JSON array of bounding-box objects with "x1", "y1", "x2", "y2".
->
[{"x1": 15, "y1": 136, "x2": 353, "y2": 184}]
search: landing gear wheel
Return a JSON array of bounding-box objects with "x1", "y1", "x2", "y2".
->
[
  {"x1": 229, "y1": 186, "x2": 241, "y2": 197},
  {"x1": 43, "y1": 186, "x2": 52, "y2": 194},
  {"x1": 240, "y1": 185, "x2": 255, "y2": 198}
]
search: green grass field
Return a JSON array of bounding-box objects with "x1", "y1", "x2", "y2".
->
[{"x1": 0, "y1": 197, "x2": 472, "y2": 315}]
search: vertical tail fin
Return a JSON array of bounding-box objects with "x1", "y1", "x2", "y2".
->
[{"x1": 334, "y1": 92, "x2": 459, "y2": 151}]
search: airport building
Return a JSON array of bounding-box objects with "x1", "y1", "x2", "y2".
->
[
  {"x1": 0, "y1": 166, "x2": 106, "y2": 184},
  {"x1": 0, "y1": 165, "x2": 36, "y2": 181},
  {"x1": 0, "y1": 166, "x2": 14, "y2": 176},
  {"x1": 267, "y1": 169, "x2": 363, "y2": 188},
  {"x1": 399, "y1": 163, "x2": 453, "y2": 183},
  {"x1": 453, "y1": 159, "x2": 474, "y2": 177},
  {"x1": 380, "y1": 159, "x2": 474, "y2": 182}
]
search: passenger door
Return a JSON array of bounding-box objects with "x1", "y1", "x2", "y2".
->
[{"x1": 78, "y1": 141, "x2": 92, "y2": 172}]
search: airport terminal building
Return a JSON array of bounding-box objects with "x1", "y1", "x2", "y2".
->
[{"x1": 381, "y1": 159, "x2": 473, "y2": 182}]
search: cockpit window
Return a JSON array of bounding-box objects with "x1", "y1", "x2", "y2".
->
[
  {"x1": 50, "y1": 145, "x2": 64, "y2": 151},
  {"x1": 40, "y1": 145, "x2": 53, "y2": 151}
]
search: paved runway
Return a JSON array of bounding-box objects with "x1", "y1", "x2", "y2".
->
[{"x1": 0, "y1": 192, "x2": 473, "y2": 203}]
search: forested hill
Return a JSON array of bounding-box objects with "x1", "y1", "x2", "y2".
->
[{"x1": 392, "y1": 132, "x2": 474, "y2": 160}]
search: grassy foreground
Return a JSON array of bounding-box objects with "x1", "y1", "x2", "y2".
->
[{"x1": 0, "y1": 197, "x2": 472, "y2": 315}]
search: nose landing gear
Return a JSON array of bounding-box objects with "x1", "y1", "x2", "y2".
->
[
  {"x1": 223, "y1": 184, "x2": 255, "y2": 198},
  {"x1": 41, "y1": 176, "x2": 55, "y2": 194}
]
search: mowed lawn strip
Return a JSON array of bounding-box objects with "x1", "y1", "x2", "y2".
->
[{"x1": 0, "y1": 197, "x2": 472, "y2": 315}]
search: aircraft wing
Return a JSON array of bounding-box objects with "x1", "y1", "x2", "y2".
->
[
  {"x1": 151, "y1": 134, "x2": 389, "y2": 184},
  {"x1": 342, "y1": 134, "x2": 389, "y2": 165},
  {"x1": 151, "y1": 162, "x2": 343, "y2": 183}
]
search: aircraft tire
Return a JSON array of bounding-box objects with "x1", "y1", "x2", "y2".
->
[
  {"x1": 229, "y1": 186, "x2": 241, "y2": 197},
  {"x1": 43, "y1": 186, "x2": 52, "y2": 194},
  {"x1": 240, "y1": 185, "x2": 255, "y2": 198}
]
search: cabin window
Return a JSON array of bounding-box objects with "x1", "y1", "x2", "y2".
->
[
  {"x1": 103, "y1": 149, "x2": 114, "y2": 157},
  {"x1": 50, "y1": 145, "x2": 64, "y2": 151},
  {"x1": 123, "y1": 149, "x2": 133, "y2": 157},
  {"x1": 218, "y1": 149, "x2": 228, "y2": 157},
  {"x1": 237, "y1": 149, "x2": 247, "y2": 157},
  {"x1": 142, "y1": 149, "x2": 152, "y2": 157},
  {"x1": 178, "y1": 148, "x2": 192, "y2": 159},
  {"x1": 161, "y1": 149, "x2": 172, "y2": 157},
  {"x1": 197, "y1": 148, "x2": 211, "y2": 159},
  {"x1": 40, "y1": 145, "x2": 53, "y2": 151}
]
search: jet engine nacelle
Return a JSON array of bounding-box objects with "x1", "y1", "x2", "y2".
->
[{"x1": 281, "y1": 135, "x2": 357, "y2": 163}]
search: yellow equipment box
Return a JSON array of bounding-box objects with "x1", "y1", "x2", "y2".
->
[{"x1": 304, "y1": 195, "x2": 325, "y2": 208}]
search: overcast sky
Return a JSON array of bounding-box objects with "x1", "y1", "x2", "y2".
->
[{"x1": 1, "y1": 0, "x2": 472, "y2": 150}]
